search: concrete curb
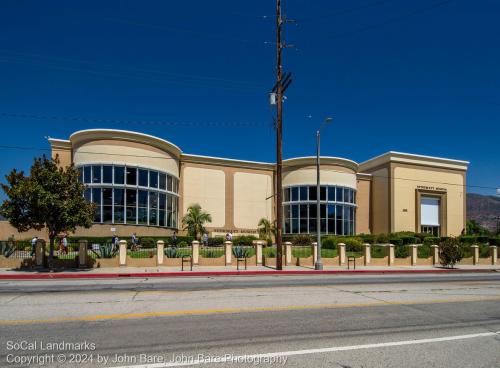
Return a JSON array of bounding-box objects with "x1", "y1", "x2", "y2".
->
[{"x1": 0, "y1": 268, "x2": 497, "y2": 280}]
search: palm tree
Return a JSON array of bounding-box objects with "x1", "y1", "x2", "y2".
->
[
  {"x1": 182, "y1": 203, "x2": 212, "y2": 240},
  {"x1": 257, "y1": 218, "x2": 276, "y2": 245}
]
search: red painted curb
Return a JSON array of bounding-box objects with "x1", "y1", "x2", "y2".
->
[{"x1": 0, "y1": 268, "x2": 497, "y2": 280}]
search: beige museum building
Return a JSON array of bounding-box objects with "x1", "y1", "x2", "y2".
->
[{"x1": 1, "y1": 129, "x2": 469, "y2": 239}]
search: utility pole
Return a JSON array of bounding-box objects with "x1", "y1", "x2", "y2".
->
[
  {"x1": 270, "y1": 0, "x2": 293, "y2": 270},
  {"x1": 275, "y1": 0, "x2": 284, "y2": 270}
]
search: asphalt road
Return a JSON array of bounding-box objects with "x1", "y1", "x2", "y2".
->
[
  {"x1": 1, "y1": 274, "x2": 499, "y2": 368},
  {"x1": 0, "y1": 272, "x2": 499, "y2": 294}
]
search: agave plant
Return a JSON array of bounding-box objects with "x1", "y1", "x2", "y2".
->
[
  {"x1": 232, "y1": 246, "x2": 249, "y2": 259},
  {"x1": 0, "y1": 241, "x2": 15, "y2": 258},
  {"x1": 94, "y1": 243, "x2": 118, "y2": 259},
  {"x1": 165, "y1": 247, "x2": 178, "y2": 258}
]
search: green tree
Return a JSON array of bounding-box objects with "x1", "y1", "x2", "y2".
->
[
  {"x1": 181, "y1": 203, "x2": 212, "y2": 240},
  {"x1": 466, "y1": 220, "x2": 490, "y2": 235},
  {"x1": 439, "y1": 237, "x2": 464, "y2": 268},
  {"x1": 257, "y1": 218, "x2": 275, "y2": 245},
  {"x1": 0, "y1": 156, "x2": 95, "y2": 268}
]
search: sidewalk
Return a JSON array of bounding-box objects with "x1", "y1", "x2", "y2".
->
[{"x1": 0, "y1": 265, "x2": 498, "y2": 279}]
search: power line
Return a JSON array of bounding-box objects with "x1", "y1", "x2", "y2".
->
[
  {"x1": 0, "y1": 144, "x2": 496, "y2": 192},
  {"x1": 327, "y1": 0, "x2": 455, "y2": 40},
  {"x1": 0, "y1": 56, "x2": 264, "y2": 92},
  {"x1": 0, "y1": 112, "x2": 265, "y2": 128},
  {"x1": 0, "y1": 50, "x2": 266, "y2": 88}
]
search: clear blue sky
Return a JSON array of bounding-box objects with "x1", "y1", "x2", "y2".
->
[{"x1": 0, "y1": 0, "x2": 499, "y2": 196}]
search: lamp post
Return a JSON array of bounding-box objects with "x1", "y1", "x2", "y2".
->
[{"x1": 315, "y1": 117, "x2": 333, "y2": 270}]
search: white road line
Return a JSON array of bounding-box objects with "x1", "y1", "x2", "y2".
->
[{"x1": 112, "y1": 331, "x2": 499, "y2": 368}]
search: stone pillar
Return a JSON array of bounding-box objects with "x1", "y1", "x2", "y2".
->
[
  {"x1": 490, "y1": 246, "x2": 497, "y2": 265},
  {"x1": 35, "y1": 239, "x2": 45, "y2": 269},
  {"x1": 312, "y1": 242, "x2": 318, "y2": 264},
  {"x1": 387, "y1": 244, "x2": 395, "y2": 266},
  {"x1": 471, "y1": 245, "x2": 479, "y2": 265},
  {"x1": 119, "y1": 240, "x2": 127, "y2": 266},
  {"x1": 363, "y1": 243, "x2": 371, "y2": 266},
  {"x1": 338, "y1": 243, "x2": 346, "y2": 266},
  {"x1": 431, "y1": 245, "x2": 439, "y2": 265},
  {"x1": 192, "y1": 240, "x2": 199, "y2": 265},
  {"x1": 255, "y1": 241, "x2": 263, "y2": 265},
  {"x1": 284, "y1": 242, "x2": 292, "y2": 266},
  {"x1": 156, "y1": 240, "x2": 164, "y2": 266},
  {"x1": 224, "y1": 241, "x2": 232, "y2": 266},
  {"x1": 410, "y1": 244, "x2": 418, "y2": 266},
  {"x1": 78, "y1": 240, "x2": 88, "y2": 268}
]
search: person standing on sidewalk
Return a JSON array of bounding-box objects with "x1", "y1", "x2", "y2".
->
[
  {"x1": 202, "y1": 232, "x2": 209, "y2": 247},
  {"x1": 30, "y1": 236, "x2": 38, "y2": 257}
]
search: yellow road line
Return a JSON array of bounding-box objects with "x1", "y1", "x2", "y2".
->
[{"x1": 1, "y1": 295, "x2": 500, "y2": 326}]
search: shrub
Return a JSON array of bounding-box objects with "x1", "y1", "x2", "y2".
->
[
  {"x1": 208, "y1": 237, "x2": 225, "y2": 246},
  {"x1": 371, "y1": 245, "x2": 386, "y2": 258},
  {"x1": 394, "y1": 244, "x2": 409, "y2": 258},
  {"x1": 423, "y1": 237, "x2": 441, "y2": 246},
  {"x1": 389, "y1": 237, "x2": 404, "y2": 246},
  {"x1": 140, "y1": 237, "x2": 156, "y2": 249},
  {"x1": 359, "y1": 234, "x2": 376, "y2": 244},
  {"x1": 339, "y1": 237, "x2": 363, "y2": 252},
  {"x1": 400, "y1": 236, "x2": 419, "y2": 245},
  {"x1": 479, "y1": 244, "x2": 490, "y2": 258},
  {"x1": 232, "y1": 235, "x2": 257, "y2": 246},
  {"x1": 322, "y1": 236, "x2": 337, "y2": 250},
  {"x1": 177, "y1": 240, "x2": 188, "y2": 248},
  {"x1": 439, "y1": 237, "x2": 464, "y2": 268},
  {"x1": 459, "y1": 235, "x2": 478, "y2": 245},
  {"x1": 417, "y1": 244, "x2": 431, "y2": 258},
  {"x1": 477, "y1": 236, "x2": 490, "y2": 244},
  {"x1": 375, "y1": 234, "x2": 390, "y2": 244},
  {"x1": 200, "y1": 248, "x2": 224, "y2": 258},
  {"x1": 489, "y1": 238, "x2": 500, "y2": 246},
  {"x1": 291, "y1": 234, "x2": 313, "y2": 247},
  {"x1": 263, "y1": 247, "x2": 276, "y2": 258}
]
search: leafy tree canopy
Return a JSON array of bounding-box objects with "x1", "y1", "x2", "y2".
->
[
  {"x1": 1, "y1": 156, "x2": 95, "y2": 264},
  {"x1": 466, "y1": 220, "x2": 490, "y2": 236}
]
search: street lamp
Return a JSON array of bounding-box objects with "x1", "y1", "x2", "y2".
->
[{"x1": 315, "y1": 117, "x2": 333, "y2": 270}]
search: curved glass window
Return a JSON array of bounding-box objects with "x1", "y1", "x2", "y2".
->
[
  {"x1": 79, "y1": 164, "x2": 179, "y2": 228},
  {"x1": 283, "y1": 185, "x2": 356, "y2": 235}
]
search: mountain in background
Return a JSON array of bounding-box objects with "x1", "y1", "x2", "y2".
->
[{"x1": 467, "y1": 193, "x2": 500, "y2": 233}]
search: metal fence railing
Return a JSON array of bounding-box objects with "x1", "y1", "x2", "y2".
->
[
  {"x1": 164, "y1": 245, "x2": 192, "y2": 258},
  {"x1": 127, "y1": 246, "x2": 156, "y2": 259},
  {"x1": 232, "y1": 245, "x2": 255, "y2": 259},
  {"x1": 200, "y1": 245, "x2": 225, "y2": 258},
  {"x1": 89, "y1": 243, "x2": 119, "y2": 259},
  {"x1": 0, "y1": 241, "x2": 32, "y2": 259},
  {"x1": 262, "y1": 244, "x2": 277, "y2": 258},
  {"x1": 55, "y1": 241, "x2": 79, "y2": 260},
  {"x1": 292, "y1": 245, "x2": 312, "y2": 258}
]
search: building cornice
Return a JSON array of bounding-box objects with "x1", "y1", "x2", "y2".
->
[
  {"x1": 283, "y1": 156, "x2": 358, "y2": 172},
  {"x1": 69, "y1": 129, "x2": 182, "y2": 158},
  {"x1": 181, "y1": 153, "x2": 274, "y2": 170},
  {"x1": 48, "y1": 138, "x2": 72, "y2": 150},
  {"x1": 359, "y1": 151, "x2": 469, "y2": 172}
]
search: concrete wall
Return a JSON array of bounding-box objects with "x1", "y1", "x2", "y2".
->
[
  {"x1": 233, "y1": 172, "x2": 273, "y2": 229},
  {"x1": 73, "y1": 139, "x2": 179, "y2": 176},
  {"x1": 356, "y1": 177, "x2": 371, "y2": 234},
  {"x1": 392, "y1": 164, "x2": 466, "y2": 236},
  {"x1": 182, "y1": 166, "x2": 225, "y2": 228},
  {"x1": 283, "y1": 164, "x2": 357, "y2": 188},
  {"x1": 369, "y1": 167, "x2": 390, "y2": 234}
]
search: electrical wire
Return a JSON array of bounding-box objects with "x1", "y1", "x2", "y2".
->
[
  {"x1": 0, "y1": 112, "x2": 265, "y2": 128},
  {"x1": 0, "y1": 144, "x2": 496, "y2": 192}
]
